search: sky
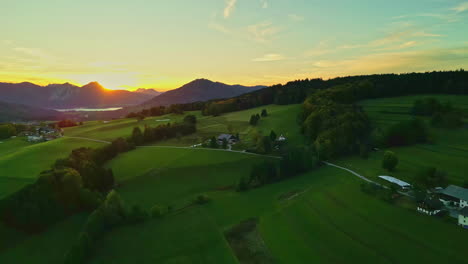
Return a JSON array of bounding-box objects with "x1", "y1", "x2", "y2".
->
[{"x1": 1, "y1": 0, "x2": 468, "y2": 91}]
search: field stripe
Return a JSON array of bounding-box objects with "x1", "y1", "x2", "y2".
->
[{"x1": 63, "y1": 136, "x2": 282, "y2": 159}]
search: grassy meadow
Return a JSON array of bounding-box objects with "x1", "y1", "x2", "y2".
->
[
  {"x1": 335, "y1": 95, "x2": 468, "y2": 185},
  {"x1": 1, "y1": 98, "x2": 467, "y2": 263},
  {"x1": 0, "y1": 137, "x2": 105, "y2": 198}
]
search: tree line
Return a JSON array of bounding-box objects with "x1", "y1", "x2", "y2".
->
[{"x1": 237, "y1": 147, "x2": 319, "y2": 191}]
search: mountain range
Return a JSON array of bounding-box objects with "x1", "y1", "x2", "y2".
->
[
  {"x1": 0, "y1": 82, "x2": 154, "y2": 109},
  {"x1": 139, "y1": 79, "x2": 265, "y2": 108},
  {"x1": 134, "y1": 88, "x2": 163, "y2": 97},
  {"x1": 0, "y1": 101, "x2": 63, "y2": 122}
]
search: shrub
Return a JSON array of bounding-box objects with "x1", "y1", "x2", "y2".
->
[
  {"x1": 195, "y1": 194, "x2": 211, "y2": 205},
  {"x1": 150, "y1": 205, "x2": 164, "y2": 218},
  {"x1": 382, "y1": 151, "x2": 398, "y2": 171}
]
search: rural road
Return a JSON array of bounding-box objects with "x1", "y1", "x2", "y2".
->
[
  {"x1": 63, "y1": 136, "x2": 281, "y2": 159},
  {"x1": 323, "y1": 161, "x2": 413, "y2": 197},
  {"x1": 323, "y1": 161, "x2": 375, "y2": 183}
]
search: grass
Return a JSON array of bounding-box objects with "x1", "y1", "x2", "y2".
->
[
  {"x1": 85, "y1": 164, "x2": 468, "y2": 264},
  {"x1": 106, "y1": 147, "x2": 272, "y2": 209},
  {"x1": 335, "y1": 95, "x2": 468, "y2": 185},
  {"x1": 0, "y1": 137, "x2": 105, "y2": 198},
  {"x1": 65, "y1": 104, "x2": 304, "y2": 148},
  {"x1": 2, "y1": 101, "x2": 468, "y2": 263},
  {"x1": 0, "y1": 214, "x2": 88, "y2": 264}
]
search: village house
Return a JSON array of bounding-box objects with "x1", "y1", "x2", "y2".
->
[
  {"x1": 437, "y1": 185, "x2": 468, "y2": 208},
  {"x1": 217, "y1": 134, "x2": 238, "y2": 145},
  {"x1": 459, "y1": 208, "x2": 468, "y2": 228},
  {"x1": 27, "y1": 135, "x2": 43, "y2": 142},
  {"x1": 378, "y1": 175, "x2": 412, "y2": 190},
  {"x1": 277, "y1": 134, "x2": 287, "y2": 142},
  {"x1": 417, "y1": 198, "x2": 443, "y2": 216}
]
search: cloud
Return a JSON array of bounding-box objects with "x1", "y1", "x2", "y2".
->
[
  {"x1": 224, "y1": 0, "x2": 237, "y2": 18},
  {"x1": 288, "y1": 14, "x2": 304, "y2": 22},
  {"x1": 252, "y1": 53, "x2": 286, "y2": 62},
  {"x1": 13, "y1": 47, "x2": 53, "y2": 60},
  {"x1": 208, "y1": 22, "x2": 231, "y2": 34},
  {"x1": 260, "y1": 0, "x2": 268, "y2": 9},
  {"x1": 305, "y1": 41, "x2": 333, "y2": 57},
  {"x1": 451, "y1": 2, "x2": 468, "y2": 13},
  {"x1": 247, "y1": 22, "x2": 281, "y2": 42},
  {"x1": 303, "y1": 47, "x2": 468, "y2": 78}
]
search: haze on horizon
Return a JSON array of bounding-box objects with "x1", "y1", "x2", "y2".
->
[{"x1": 1, "y1": 0, "x2": 468, "y2": 91}]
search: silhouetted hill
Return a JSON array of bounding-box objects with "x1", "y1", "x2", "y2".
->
[
  {"x1": 141, "y1": 79, "x2": 265, "y2": 107},
  {"x1": 0, "y1": 82, "x2": 154, "y2": 109},
  {"x1": 134, "y1": 88, "x2": 163, "y2": 96},
  {"x1": 0, "y1": 101, "x2": 63, "y2": 122}
]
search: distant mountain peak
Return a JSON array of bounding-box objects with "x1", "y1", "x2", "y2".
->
[{"x1": 82, "y1": 81, "x2": 105, "y2": 90}]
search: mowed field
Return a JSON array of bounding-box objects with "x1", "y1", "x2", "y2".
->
[
  {"x1": 90, "y1": 164, "x2": 467, "y2": 264},
  {"x1": 64, "y1": 104, "x2": 305, "y2": 147},
  {"x1": 0, "y1": 137, "x2": 105, "y2": 198},
  {"x1": 335, "y1": 95, "x2": 468, "y2": 185}
]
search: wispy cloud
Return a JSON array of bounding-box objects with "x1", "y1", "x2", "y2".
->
[
  {"x1": 208, "y1": 22, "x2": 231, "y2": 34},
  {"x1": 451, "y1": 2, "x2": 468, "y2": 13},
  {"x1": 252, "y1": 53, "x2": 286, "y2": 62},
  {"x1": 13, "y1": 47, "x2": 54, "y2": 60},
  {"x1": 303, "y1": 47, "x2": 468, "y2": 77},
  {"x1": 288, "y1": 14, "x2": 304, "y2": 22},
  {"x1": 247, "y1": 22, "x2": 281, "y2": 43},
  {"x1": 305, "y1": 41, "x2": 332, "y2": 57},
  {"x1": 224, "y1": 0, "x2": 237, "y2": 18}
]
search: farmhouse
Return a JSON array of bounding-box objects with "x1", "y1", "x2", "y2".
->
[
  {"x1": 217, "y1": 134, "x2": 238, "y2": 144},
  {"x1": 27, "y1": 135, "x2": 43, "y2": 142},
  {"x1": 417, "y1": 198, "x2": 443, "y2": 216},
  {"x1": 378, "y1": 176, "x2": 411, "y2": 190},
  {"x1": 277, "y1": 135, "x2": 287, "y2": 142},
  {"x1": 437, "y1": 185, "x2": 468, "y2": 208},
  {"x1": 459, "y1": 208, "x2": 468, "y2": 228}
]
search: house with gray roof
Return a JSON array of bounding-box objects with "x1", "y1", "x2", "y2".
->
[
  {"x1": 217, "y1": 134, "x2": 238, "y2": 144},
  {"x1": 437, "y1": 185, "x2": 468, "y2": 208}
]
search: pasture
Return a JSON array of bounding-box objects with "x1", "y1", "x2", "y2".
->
[
  {"x1": 336, "y1": 95, "x2": 468, "y2": 185},
  {"x1": 64, "y1": 104, "x2": 304, "y2": 148},
  {"x1": 90, "y1": 164, "x2": 467, "y2": 264},
  {"x1": 0, "y1": 137, "x2": 105, "y2": 198},
  {"x1": 1, "y1": 99, "x2": 467, "y2": 263}
]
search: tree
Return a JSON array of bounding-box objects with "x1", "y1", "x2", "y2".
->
[
  {"x1": 150, "y1": 205, "x2": 164, "y2": 218},
  {"x1": 136, "y1": 113, "x2": 145, "y2": 122},
  {"x1": 195, "y1": 194, "x2": 211, "y2": 204},
  {"x1": 261, "y1": 109, "x2": 268, "y2": 117},
  {"x1": 236, "y1": 176, "x2": 249, "y2": 192},
  {"x1": 183, "y1": 115, "x2": 197, "y2": 125},
  {"x1": 359, "y1": 143, "x2": 369, "y2": 159},
  {"x1": 209, "y1": 136, "x2": 218, "y2": 148},
  {"x1": 416, "y1": 167, "x2": 448, "y2": 188},
  {"x1": 256, "y1": 136, "x2": 272, "y2": 154},
  {"x1": 269, "y1": 130, "x2": 277, "y2": 141},
  {"x1": 249, "y1": 114, "x2": 259, "y2": 126},
  {"x1": 382, "y1": 151, "x2": 398, "y2": 171},
  {"x1": 222, "y1": 138, "x2": 228, "y2": 149},
  {"x1": 132, "y1": 127, "x2": 144, "y2": 145}
]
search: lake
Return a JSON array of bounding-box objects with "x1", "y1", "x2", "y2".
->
[{"x1": 55, "y1": 107, "x2": 123, "y2": 112}]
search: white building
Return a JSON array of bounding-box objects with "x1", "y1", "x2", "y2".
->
[
  {"x1": 277, "y1": 135, "x2": 287, "y2": 142},
  {"x1": 459, "y1": 208, "x2": 468, "y2": 228},
  {"x1": 378, "y1": 176, "x2": 412, "y2": 190},
  {"x1": 27, "y1": 135, "x2": 43, "y2": 142},
  {"x1": 438, "y1": 185, "x2": 468, "y2": 208},
  {"x1": 417, "y1": 198, "x2": 443, "y2": 216}
]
